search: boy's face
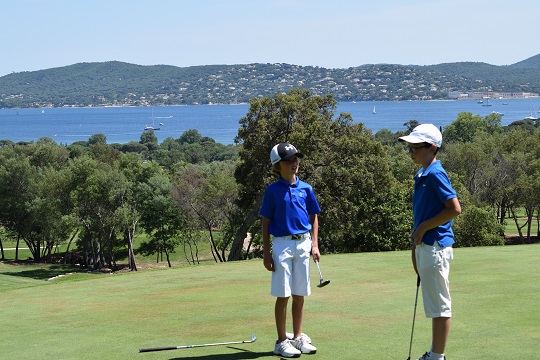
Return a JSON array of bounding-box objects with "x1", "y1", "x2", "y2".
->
[
  {"x1": 407, "y1": 142, "x2": 435, "y2": 166},
  {"x1": 279, "y1": 156, "x2": 300, "y2": 177}
]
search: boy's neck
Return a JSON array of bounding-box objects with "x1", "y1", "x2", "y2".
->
[
  {"x1": 422, "y1": 156, "x2": 437, "y2": 171},
  {"x1": 281, "y1": 174, "x2": 297, "y2": 184}
]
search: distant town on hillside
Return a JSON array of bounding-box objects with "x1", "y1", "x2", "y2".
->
[
  {"x1": 448, "y1": 91, "x2": 538, "y2": 100},
  {"x1": 1, "y1": 53, "x2": 539, "y2": 108}
]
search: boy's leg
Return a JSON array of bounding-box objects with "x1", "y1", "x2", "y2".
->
[
  {"x1": 432, "y1": 317, "x2": 451, "y2": 355},
  {"x1": 291, "y1": 295, "x2": 304, "y2": 337},
  {"x1": 271, "y1": 238, "x2": 294, "y2": 342},
  {"x1": 415, "y1": 243, "x2": 453, "y2": 358},
  {"x1": 274, "y1": 296, "x2": 302, "y2": 358},
  {"x1": 290, "y1": 294, "x2": 317, "y2": 354},
  {"x1": 275, "y1": 297, "x2": 290, "y2": 342}
]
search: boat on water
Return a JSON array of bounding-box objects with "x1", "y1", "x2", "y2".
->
[
  {"x1": 491, "y1": 111, "x2": 504, "y2": 116},
  {"x1": 144, "y1": 107, "x2": 169, "y2": 130},
  {"x1": 372, "y1": 106, "x2": 376, "y2": 114},
  {"x1": 481, "y1": 98, "x2": 492, "y2": 107},
  {"x1": 524, "y1": 104, "x2": 539, "y2": 120}
]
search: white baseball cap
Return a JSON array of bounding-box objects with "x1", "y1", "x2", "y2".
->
[
  {"x1": 270, "y1": 143, "x2": 304, "y2": 165},
  {"x1": 398, "y1": 124, "x2": 442, "y2": 148}
]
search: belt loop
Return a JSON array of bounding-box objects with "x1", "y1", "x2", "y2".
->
[
  {"x1": 291, "y1": 232, "x2": 309, "y2": 240},
  {"x1": 275, "y1": 232, "x2": 309, "y2": 241}
]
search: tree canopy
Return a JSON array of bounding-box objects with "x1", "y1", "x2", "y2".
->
[{"x1": 1, "y1": 90, "x2": 539, "y2": 269}]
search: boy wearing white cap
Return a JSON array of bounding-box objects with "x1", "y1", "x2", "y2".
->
[
  {"x1": 260, "y1": 142, "x2": 321, "y2": 358},
  {"x1": 399, "y1": 124, "x2": 462, "y2": 360}
]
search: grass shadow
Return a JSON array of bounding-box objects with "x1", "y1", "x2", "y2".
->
[
  {"x1": 0, "y1": 261, "x2": 80, "y2": 280},
  {"x1": 168, "y1": 349, "x2": 275, "y2": 360}
]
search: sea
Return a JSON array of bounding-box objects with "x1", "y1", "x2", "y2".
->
[{"x1": 1, "y1": 98, "x2": 538, "y2": 145}]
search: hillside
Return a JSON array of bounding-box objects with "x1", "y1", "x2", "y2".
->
[
  {"x1": 509, "y1": 53, "x2": 540, "y2": 69},
  {"x1": 1, "y1": 54, "x2": 539, "y2": 108}
]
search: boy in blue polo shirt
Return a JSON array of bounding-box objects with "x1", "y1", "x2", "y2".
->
[
  {"x1": 399, "y1": 124, "x2": 462, "y2": 360},
  {"x1": 260, "y1": 142, "x2": 321, "y2": 358}
]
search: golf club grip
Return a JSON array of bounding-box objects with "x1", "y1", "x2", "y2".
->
[
  {"x1": 416, "y1": 275, "x2": 421, "y2": 287},
  {"x1": 139, "y1": 346, "x2": 179, "y2": 352}
]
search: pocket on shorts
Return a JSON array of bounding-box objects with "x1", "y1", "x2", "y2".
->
[
  {"x1": 432, "y1": 245, "x2": 452, "y2": 277},
  {"x1": 417, "y1": 244, "x2": 448, "y2": 271},
  {"x1": 298, "y1": 236, "x2": 312, "y2": 257}
]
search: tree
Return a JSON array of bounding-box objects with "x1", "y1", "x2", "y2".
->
[
  {"x1": 374, "y1": 128, "x2": 396, "y2": 146},
  {"x1": 178, "y1": 129, "x2": 203, "y2": 144},
  {"x1": 403, "y1": 120, "x2": 420, "y2": 132},
  {"x1": 228, "y1": 89, "x2": 413, "y2": 259},
  {"x1": 88, "y1": 133, "x2": 107, "y2": 145},
  {"x1": 115, "y1": 153, "x2": 161, "y2": 270},
  {"x1": 137, "y1": 174, "x2": 185, "y2": 267},
  {"x1": 0, "y1": 157, "x2": 37, "y2": 260},
  {"x1": 442, "y1": 112, "x2": 501, "y2": 144},
  {"x1": 89, "y1": 142, "x2": 120, "y2": 164},
  {"x1": 140, "y1": 130, "x2": 158, "y2": 148},
  {"x1": 228, "y1": 89, "x2": 344, "y2": 259},
  {"x1": 453, "y1": 206, "x2": 505, "y2": 247},
  {"x1": 172, "y1": 162, "x2": 238, "y2": 262},
  {"x1": 313, "y1": 124, "x2": 411, "y2": 252},
  {"x1": 0, "y1": 144, "x2": 76, "y2": 262},
  {"x1": 442, "y1": 140, "x2": 490, "y2": 197},
  {"x1": 70, "y1": 157, "x2": 128, "y2": 269},
  {"x1": 25, "y1": 166, "x2": 77, "y2": 262}
]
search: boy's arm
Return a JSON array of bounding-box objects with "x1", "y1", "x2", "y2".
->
[
  {"x1": 309, "y1": 214, "x2": 321, "y2": 262},
  {"x1": 412, "y1": 197, "x2": 461, "y2": 245},
  {"x1": 262, "y1": 217, "x2": 274, "y2": 272},
  {"x1": 411, "y1": 244, "x2": 418, "y2": 275}
]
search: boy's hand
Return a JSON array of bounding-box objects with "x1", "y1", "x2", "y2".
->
[
  {"x1": 311, "y1": 245, "x2": 321, "y2": 262},
  {"x1": 412, "y1": 226, "x2": 426, "y2": 245},
  {"x1": 263, "y1": 253, "x2": 275, "y2": 272}
]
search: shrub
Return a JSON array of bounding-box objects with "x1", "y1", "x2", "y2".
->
[{"x1": 453, "y1": 205, "x2": 505, "y2": 247}]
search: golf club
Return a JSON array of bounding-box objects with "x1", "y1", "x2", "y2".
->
[
  {"x1": 315, "y1": 261, "x2": 330, "y2": 288},
  {"x1": 407, "y1": 275, "x2": 421, "y2": 360},
  {"x1": 139, "y1": 333, "x2": 257, "y2": 353}
]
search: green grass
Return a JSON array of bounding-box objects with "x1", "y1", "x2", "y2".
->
[
  {"x1": 505, "y1": 217, "x2": 538, "y2": 237},
  {"x1": 1, "y1": 233, "x2": 218, "y2": 268},
  {"x1": 1, "y1": 245, "x2": 539, "y2": 359}
]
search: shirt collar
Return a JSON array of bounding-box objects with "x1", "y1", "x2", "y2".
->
[
  {"x1": 417, "y1": 160, "x2": 440, "y2": 177},
  {"x1": 278, "y1": 176, "x2": 299, "y2": 187}
]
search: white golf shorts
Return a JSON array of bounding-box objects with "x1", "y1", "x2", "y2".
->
[
  {"x1": 415, "y1": 242, "x2": 453, "y2": 318},
  {"x1": 271, "y1": 235, "x2": 312, "y2": 297}
]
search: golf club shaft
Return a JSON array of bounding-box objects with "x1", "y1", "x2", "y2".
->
[
  {"x1": 407, "y1": 275, "x2": 421, "y2": 360},
  {"x1": 315, "y1": 261, "x2": 324, "y2": 280},
  {"x1": 139, "y1": 334, "x2": 256, "y2": 353}
]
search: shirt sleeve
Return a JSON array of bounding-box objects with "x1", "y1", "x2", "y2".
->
[
  {"x1": 259, "y1": 187, "x2": 273, "y2": 219},
  {"x1": 305, "y1": 186, "x2": 321, "y2": 215},
  {"x1": 431, "y1": 169, "x2": 457, "y2": 203}
]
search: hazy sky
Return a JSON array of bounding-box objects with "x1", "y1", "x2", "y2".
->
[{"x1": 1, "y1": 0, "x2": 538, "y2": 77}]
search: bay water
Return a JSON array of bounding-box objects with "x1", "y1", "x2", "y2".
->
[{"x1": 0, "y1": 98, "x2": 538, "y2": 145}]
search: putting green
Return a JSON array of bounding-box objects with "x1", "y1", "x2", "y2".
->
[{"x1": 1, "y1": 244, "x2": 538, "y2": 359}]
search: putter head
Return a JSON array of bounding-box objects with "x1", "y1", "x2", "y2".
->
[
  {"x1": 317, "y1": 279, "x2": 330, "y2": 288},
  {"x1": 250, "y1": 333, "x2": 257, "y2": 343}
]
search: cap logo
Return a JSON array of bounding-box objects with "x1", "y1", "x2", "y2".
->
[{"x1": 285, "y1": 145, "x2": 294, "y2": 151}]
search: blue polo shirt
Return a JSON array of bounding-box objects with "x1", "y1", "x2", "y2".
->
[
  {"x1": 259, "y1": 177, "x2": 321, "y2": 237},
  {"x1": 412, "y1": 160, "x2": 457, "y2": 247}
]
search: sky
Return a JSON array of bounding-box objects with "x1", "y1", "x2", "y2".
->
[{"x1": 1, "y1": 0, "x2": 539, "y2": 77}]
